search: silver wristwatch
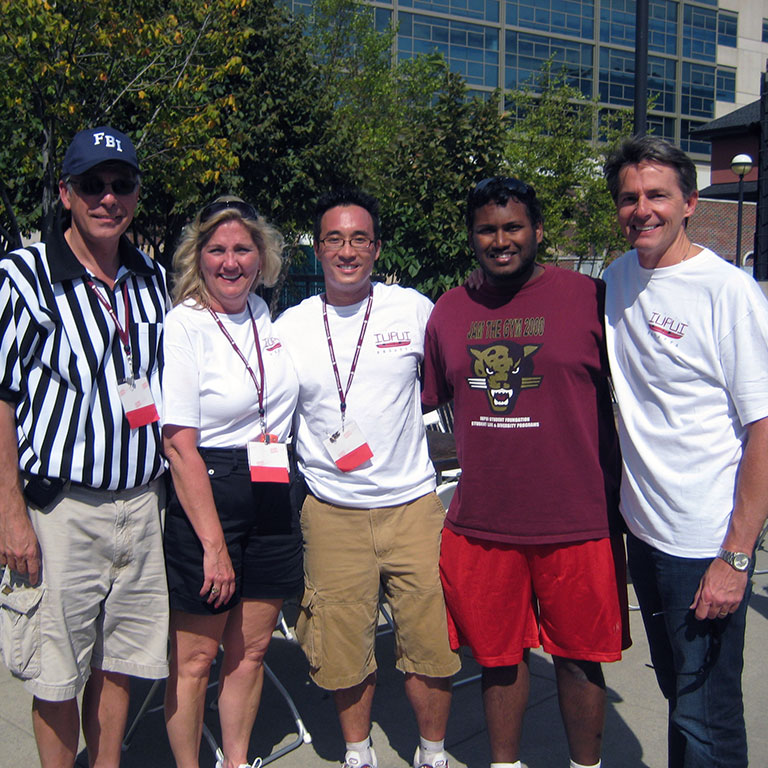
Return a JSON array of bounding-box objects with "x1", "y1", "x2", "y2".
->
[{"x1": 717, "y1": 547, "x2": 751, "y2": 572}]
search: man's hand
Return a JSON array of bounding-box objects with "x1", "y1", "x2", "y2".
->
[
  {"x1": 0, "y1": 400, "x2": 41, "y2": 585},
  {"x1": 0, "y1": 502, "x2": 40, "y2": 586},
  {"x1": 689, "y1": 556, "x2": 748, "y2": 621}
]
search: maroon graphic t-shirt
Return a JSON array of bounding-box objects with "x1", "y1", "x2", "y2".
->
[{"x1": 423, "y1": 265, "x2": 621, "y2": 545}]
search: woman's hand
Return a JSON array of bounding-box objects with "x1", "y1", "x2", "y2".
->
[
  {"x1": 201, "y1": 543, "x2": 236, "y2": 609},
  {"x1": 164, "y1": 424, "x2": 235, "y2": 610}
]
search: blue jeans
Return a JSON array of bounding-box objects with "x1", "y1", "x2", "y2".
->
[{"x1": 626, "y1": 532, "x2": 750, "y2": 768}]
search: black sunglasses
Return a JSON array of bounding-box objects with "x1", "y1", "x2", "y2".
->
[
  {"x1": 200, "y1": 200, "x2": 259, "y2": 223},
  {"x1": 473, "y1": 177, "x2": 533, "y2": 198},
  {"x1": 72, "y1": 175, "x2": 139, "y2": 197}
]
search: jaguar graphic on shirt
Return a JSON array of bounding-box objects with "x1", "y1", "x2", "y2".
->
[{"x1": 466, "y1": 342, "x2": 542, "y2": 413}]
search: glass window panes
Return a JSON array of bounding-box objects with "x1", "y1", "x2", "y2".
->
[
  {"x1": 600, "y1": 0, "x2": 635, "y2": 47},
  {"x1": 598, "y1": 47, "x2": 634, "y2": 106},
  {"x1": 400, "y1": 13, "x2": 499, "y2": 88},
  {"x1": 683, "y1": 5, "x2": 716, "y2": 61},
  {"x1": 681, "y1": 62, "x2": 715, "y2": 118},
  {"x1": 647, "y1": 114, "x2": 676, "y2": 142},
  {"x1": 599, "y1": 0, "x2": 675, "y2": 53},
  {"x1": 505, "y1": 31, "x2": 593, "y2": 96},
  {"x1": 648, "y1": 56, "x2": 676, "y2": 112},
  {"x1": 681, "y1": 119, "x2": 710, "y2": 155},
  {"x1": 649, "y1": 0, "x2": 677, "y2": 55},
  {"x1": 763, "y1": 18, "x2": 768, "y2": 44},
  {"x1": 399, "y1": 0, "x2": 499, "y2": 23},
  {"x1": 375, "y1": 8, "x2": 391, "y2": 32},
  {"x1": 716, "y1": 67, "x2": 736, "y2": 103},
  {"x1": 717, "y1": 10, "x2": 737, "y2": 48},
  {"x1": 507, "y1": 0, "x2": 594, "y2": 39}
]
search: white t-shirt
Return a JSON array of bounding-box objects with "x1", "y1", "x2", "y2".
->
[
  {"x1": 162, "y1": 295, "x2": 298, "y2": 448},
  {"x1": 603, "y1": 247, "x2": 768, "y2": 557},
  {"x1": 275, "y1": 282, "x2": 435, "y2": 507}
]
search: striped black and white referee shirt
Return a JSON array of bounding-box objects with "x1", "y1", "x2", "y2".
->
[{"x1": 0, "y1": 219, "x2": 169, "y2": 490}]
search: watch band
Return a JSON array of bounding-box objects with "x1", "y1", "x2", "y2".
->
[{"x1": 717, "y1": 547, "x2": 751, "y2": 572}]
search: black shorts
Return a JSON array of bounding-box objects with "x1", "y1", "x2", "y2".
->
[{"x1": 164, "y1": 447, "x2": 304, "y2": 615}]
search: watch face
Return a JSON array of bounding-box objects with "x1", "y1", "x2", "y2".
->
[{"x1": 733, "y1": 553, "x2": 750, "y2": 571}]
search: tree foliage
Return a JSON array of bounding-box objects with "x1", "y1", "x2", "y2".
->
[
  {"x1": 0, "y1": 0, "x2": 249, "y2": 249},
  {"x1": 301, "y1": 0, "x2": 509, "y2": 296},
  {"x1": 0, "y1": 0, "x2": 633, "y2": 295},
  {"x1": 377, "y1": 77, "x2": 508, "y2": 297},
  {"x1": 504, "y1": 64, "x2": 633, "y2": 268}
]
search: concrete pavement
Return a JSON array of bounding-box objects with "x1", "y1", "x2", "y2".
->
[{"x1": 2, "y1": 543, "x2": 768, "y2": 768}]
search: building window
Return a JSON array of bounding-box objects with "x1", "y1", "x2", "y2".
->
[
  {"x1": 375, "y1": 8, "x2": 391, "y2": 32},
  {"x1": 398, "y1": 13, "x2": 499, "y2": 89},
  {"x1": 681, "y1": 119, "x2": 710, "y2": 155},
  {"x1": 600, "y1": 0, "x2": 676, "y2": 53},
  {"x1": 716, "y1": 67, "x2": 736, "y2": 103},
  {"x1": 648, "y1": 114, "x2": 676, "y2": 143},
  {"x1": 683, "y1": 4, "x2": 717, "y2": 61},
  {"x1": 290, "y1": 0, "x2": 313, "y2": 16},
  {"x1": 763, "y1": 18, "x2": 768, "y2": 43},
  {"x1": 649, "y1": 0, "x2": 678, "y2": 55},
  {"x1": 399, "y1": 0, "x2": 499, "y2": 24},
  {"x1": 507, "y1": 0, "x2": 594, "y2": 39},
  {"x1": 648, "y1": 56, "x2": 676, "y2": 112},
  {"x1": 681, "y1": 62, "x2": 715, "y2": 118},
  {"x1": 506, "y1": 31, "x2": 593, "y2": 96},
  {"x1": 599, "y1": 47, "x2": 634, "y2": 106},
  {"x1": 600, "y1": 0, "x2": 636, "y2": 47},
  {"x1": 717, "y1": 10, "x2": 737, "y2": 48}
]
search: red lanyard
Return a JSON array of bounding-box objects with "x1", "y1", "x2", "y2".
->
[
  {"x1": 87, "y1": 280, "x2": 134, "y2": 384},
  {"x1": 208, "y1": 303, "x2": 267, "y2": 435},
  {"x1": 322, "y1": 287, "x2": 373, "y2": 426}
]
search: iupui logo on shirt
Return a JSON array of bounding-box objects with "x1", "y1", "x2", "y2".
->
[
  {"x1": 648, "y1": 311, "x2": 688, "y2": 340},
  {"x1": 374, "y1": 330, "x2": 412, "y2": 349},
  {"x1": 264, "y1": 337, "x2": 282, "y2": 351}
]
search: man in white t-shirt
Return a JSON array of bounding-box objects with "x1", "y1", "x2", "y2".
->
[
  {"x1": 602, "y1": 135, "x2": 768, "y2": 768},
  {"x1": 275, "y1": 189, "x2": 459, "y2": 768}
]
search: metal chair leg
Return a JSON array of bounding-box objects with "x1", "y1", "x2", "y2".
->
[{"x1": 122, "y1": 678, "x2": 163, "y2": 750}]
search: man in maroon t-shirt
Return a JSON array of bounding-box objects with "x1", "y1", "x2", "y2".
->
[{"x1": 422, "y1": 177, "x2": 629, "y2": 768}]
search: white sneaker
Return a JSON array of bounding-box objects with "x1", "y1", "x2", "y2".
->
[
  {"x1": 413, "y1": 747, "x2": 450, "y2": 768},
  {"x1": 343, "y1": 746, "x2": 378, "y2": 768},
  {"x1": 215, "y1": 748, "x2": 262, "y2": 768}
]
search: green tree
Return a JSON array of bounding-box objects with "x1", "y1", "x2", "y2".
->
[
  {"x1": 302, "y1": 0, "x2": 449, "y2": 187},
  {"x1": 0, "y1": 0, "x2": 248, "y2": 249},
  {"x1": 376, "y1": 76, "x2": 508, "y2": 297},
  {"x1": 0, "y1": 0, "x2": 343, "y2": 269},
  {"x1": 503, "y1": 65, "x2": 633, "y2": 268}
]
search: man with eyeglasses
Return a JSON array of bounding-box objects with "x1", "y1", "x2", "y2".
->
[
  {"x1": 0, "y1": 126, "x2": 169, "y2": 767},
  {"x1": 276, "y1": 188, "x2": 460, "y2": 768},
  {"x1": 422, "y1": 177, "x2": 629, "y2": 768}
]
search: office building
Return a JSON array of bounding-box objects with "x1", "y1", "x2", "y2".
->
[{"x1": 292, "y1": 0, "x2": 768, "y2": 162}]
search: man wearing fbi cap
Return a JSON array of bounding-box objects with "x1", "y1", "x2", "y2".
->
[{"x1": 0, "y1": 126, "x2": 169, "y2": 765}]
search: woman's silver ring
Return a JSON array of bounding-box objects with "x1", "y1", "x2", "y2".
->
[{"x1": 210, "y1": 586, "x2": 220, "y2": 596}]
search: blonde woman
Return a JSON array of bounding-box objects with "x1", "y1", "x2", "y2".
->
[{"x1": 162, "y1": 197, "x2": 301, "y2": 768}]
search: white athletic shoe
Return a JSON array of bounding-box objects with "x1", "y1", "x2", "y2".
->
[
  {"x1": 413, "y1": 747, "x2": 450, "y2": 768},
  {"x1": 343, "y1": 746, "x2": 378, "y2": 768},
  {"x1": 214, "y1": 748, "x2": 263, "y2": 768}
]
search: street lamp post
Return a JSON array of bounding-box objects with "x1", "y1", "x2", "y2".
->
[{"x1": 730, "y1": 153, "x2": 754, "y2": 268}]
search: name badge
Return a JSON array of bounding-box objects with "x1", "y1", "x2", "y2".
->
[
  {"x1": 323, "y1": 420, "x2": 373, "y2": 472},
  {"x1": 247, "y1": 437, "x2": 290, "y2": 483},
  {"x1": 116, "y1": 377, "x2": 160, "y2": 429}
]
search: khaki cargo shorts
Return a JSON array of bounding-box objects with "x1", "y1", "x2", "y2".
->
[
  {"x1": 297, "y1": 491, "x2": 460, "y2": 690},
  {"x1": 0, "y1": 480, "x2": 169, "y2": 701}
]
